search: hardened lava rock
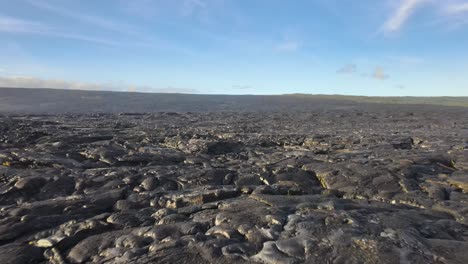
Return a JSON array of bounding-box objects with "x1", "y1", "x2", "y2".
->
[{"x1": 0, "y1": 107, "x2": 468, "y2": 263}]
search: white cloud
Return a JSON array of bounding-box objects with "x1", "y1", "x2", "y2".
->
[
  {"x1": 445, "y1": 2, "x2": 468, "y2": 14},
  {"x1": 0, "y1": 15, "x2": 164, "y2": 47},
  {"x1": 0, "y1": 16, "x2": 46, "y2": 33},
  {"x1": 275, "y1": 40, "x2": 301, "y2": 52},
  {"x1": 25, "y1": 0, "x2": 139, "y2": 36},
  {"x1": 382, "y1": 0, "x2": 428, "y2": 33},
  {"x1": 45, "y1": 32, "x2": 121, "y2": 46},
  {"x1": 20, "y1": 0, "x2": 219, "y2": 52},
  {"x1": 120, "y1": 0, "x2": 215, "y2": 19},
  {"x1": 337, "y1": 64, "x2": 357, "y2": 74},
  {"x1": 381, "y1": 0, "x2": 468, "y2": 34},
  {"x1": 386, "y1": 55, "x2": 424, "y2": 65},
  {"x1": 0, "y1": 75, "x2": 199, "y2": 93},
  {"x1": 0, "y1": 15, "x2": 123, "y2": 45},
  {"x1": 232, "y1": 85, "x2": 251, "y2": 90},
  {"x1": 372, "y1": 67, "x2": 390, "y2": 80},
  {"x1": 0, "y1": 76, "x2": 108, "y2": 90}
]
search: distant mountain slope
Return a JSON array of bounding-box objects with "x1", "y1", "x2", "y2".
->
[
  {"x1": 0, "y1": 87, "x2": 467, "y2": 114},
  {"x1": 287, "y1": 94, "x2": 468, "y2": 108}
]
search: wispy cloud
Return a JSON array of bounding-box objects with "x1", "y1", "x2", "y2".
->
[
  {"x1": 444, "y1": 2, "x2": 468, "y2": 14},
  {"x1": 275, "y1": 40, "x2": 301, "y2": 52},
  {"x1": 386, "y1": 55, "x2": 424, "y2": 65},
  {"x1": 0, "y1": 75, "x2": 199, "y2": 93},
  {"x1": 0, "y1": 16, "x2": 46, "y2": 33},
  {"x1": 120, "y1": 0, "x2": 216, "y2": 20},
  {"x1": 0, "y1": 14, "x2": 175, "y2": 48},
  {"x1": 0, "y1": 15, "x2": 123, "y2": 45},
  {"x1": 337, "y1": 64, "x2": 357, "y2": 74},
  {"x1": 232, "y1": 85, "x2": 251, "y2": 90},
  {"x1": 25, "y1": 0, "x2": 139, "y2": 36},
  {"x1": 381, "y1": 0, "x2": 468, "y2": 34},
  {"x1": 372, "y1": 66, "x2": 390, "y2": 80},
  {"x1": 382, "y1": 0, "x2": 428, "y2": 33},
  {"x1": 18, "y1": 0, "x2": 220, "y2": 53},
  {"x1": 0, "y1": 75, "x2": 113, "y2": 91}
]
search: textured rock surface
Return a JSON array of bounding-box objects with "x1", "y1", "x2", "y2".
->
[{"x1": 0, "y1": 107, "x2": 468, "y2": 263}]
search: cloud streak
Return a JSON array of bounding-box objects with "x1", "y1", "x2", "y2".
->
[
  {"x1": 275, "y1": 40, "x2": 301, "y2": 52},
  {"x1": 232, "y1": 85, "x2": 251, "y2": 90},
  {"x1": 337, "y1": 64, "x2": 357, "y2": 74},
  {"x1": 0, "y1": 75, "x2": 199, "y2": 94},
  {"x1": 386, "y1": 55, "x2": 424, "y2": 65},
  {"x1": 445, "y1": 2, "x2": 468, "y2": 14},
  {"x1": 0, "y1": 75, "x2": 113, "y2": 91},
  {"x1": 26, "y1": 0, "x2": 139, "y2": 36},
  {"x1": 0, "y1": 15, "x2": 170, "y2": 48},
  {"x1": 9, "y1": 1, "x2": 198, "y2": 53},
  {"x1": 120, "y1": 0, "x2": 215, "y2": 20},
  {"x1": 0, "y1": 16, "x2": 46, "y2": 33},
  {"x1": 381, "y1": 0, "x2": 468, "y2": 34},
  {"x1": 382, "y1": 0, "x2": 428, "y2": 33},
  {"x1": 0, "y1": 15, "x2": 123, "y2": 45}
]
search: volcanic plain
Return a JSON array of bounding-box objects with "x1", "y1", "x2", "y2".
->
[{"x1": 0, "y1": 88, "x2": 468, "y2": 263}]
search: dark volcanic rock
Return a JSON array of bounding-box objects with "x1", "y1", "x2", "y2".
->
[
  {"x1": 0, "y1": 103, "x2": 468, "y2": 263},
  {"x1": 0, "y1": 243, "x2": 44, "y2": 264}
]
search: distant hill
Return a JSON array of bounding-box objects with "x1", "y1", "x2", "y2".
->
[
  {"x1": 286, "y1": 94, "x2": 468, "y2": 108},
  {"x1": 0, "y1": 87, "x2": 467, "y2": 114}
]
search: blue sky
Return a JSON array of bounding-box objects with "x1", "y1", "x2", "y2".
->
[{"x1": 0, "y1": 0, "x2": 468, "y2": 95}]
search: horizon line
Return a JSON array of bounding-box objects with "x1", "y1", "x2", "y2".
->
[{"x1": 1, "y1": 87, "x2": 467, "y2": 98}]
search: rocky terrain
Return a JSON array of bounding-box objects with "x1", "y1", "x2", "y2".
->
[{"x1": 1, "y1": 90, "x2": 468, "y2": 263}]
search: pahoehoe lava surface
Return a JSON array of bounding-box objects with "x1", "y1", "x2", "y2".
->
[{"x1": 1, "y1": 88, "x2": 468, "y2": 263}]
